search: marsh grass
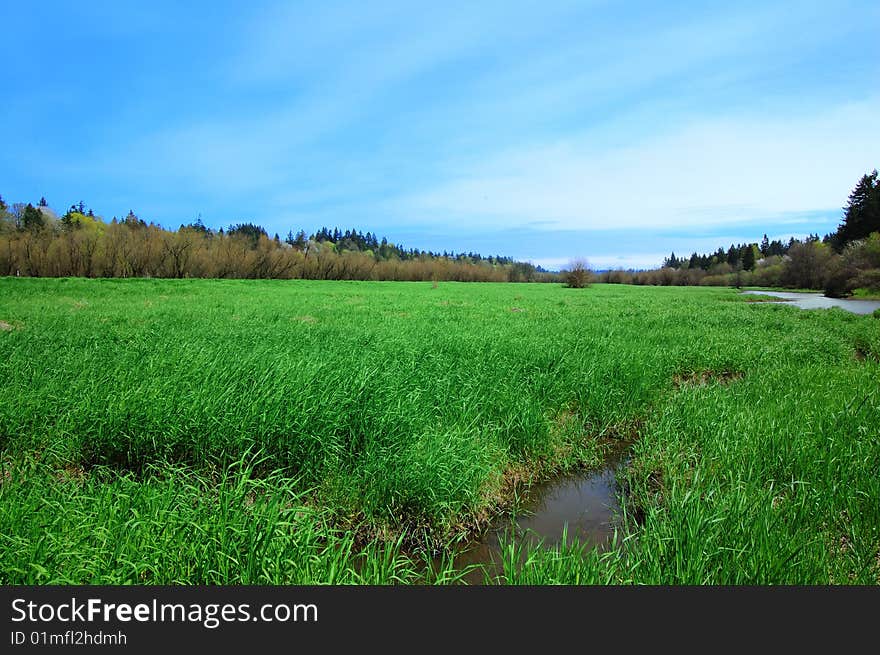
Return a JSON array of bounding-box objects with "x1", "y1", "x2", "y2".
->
[{"x1": 1, "y1": 278, "x2": 877, "y2": 583}]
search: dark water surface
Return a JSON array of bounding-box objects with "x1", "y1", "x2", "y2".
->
[
  {"x1": 742, "y1": 290, "x2": 880, "y2": 315},
  {"x1": 442, "y1": 447, "x2": 629, "y2": 584}
]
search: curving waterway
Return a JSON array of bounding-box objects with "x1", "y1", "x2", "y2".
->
[
  {"x1": 742, "y1": 290, "x2": 880, "y2": 315},
  {"x1": 442, "y1": 446, "x2": 629, "y2": 584}
]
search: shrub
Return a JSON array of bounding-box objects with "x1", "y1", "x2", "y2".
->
[
  {"x1": 563, "y1": 259, "x2": 592, "y2": 288},
  {"x1": 854, "y1": 268, "x2": 880, "y2": 293}
]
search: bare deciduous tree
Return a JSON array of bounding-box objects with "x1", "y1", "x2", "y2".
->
[{"x1": 563, "y1": 258, "x2": 592, "y2": 288}]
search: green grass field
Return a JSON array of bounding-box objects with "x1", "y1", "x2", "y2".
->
[{"x1": 1, "y1": 278, "x2": 878, "y2": 584}]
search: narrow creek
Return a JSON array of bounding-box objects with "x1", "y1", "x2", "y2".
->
[{"x1": 440, "y1": 443, "x2": 631, "y2": 584}]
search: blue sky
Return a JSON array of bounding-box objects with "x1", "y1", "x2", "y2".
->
[{"x1": 1, "y1": 1, "x2": 878, "y2": 269}]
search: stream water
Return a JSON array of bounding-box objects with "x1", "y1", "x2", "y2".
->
[
  {"x1": 426, "y1": 289, "x2": 875, "y2": 583},
  {"x1": 443, "y1": 446, "x2": 629, "y2": 584},
  {"x1": 742, "y1": 290, "x2": 880, "y2": 315}
]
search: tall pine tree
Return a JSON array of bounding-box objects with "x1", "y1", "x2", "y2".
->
[{"x1": 831, "y1": 170, "x2": 879, "y2": 250}]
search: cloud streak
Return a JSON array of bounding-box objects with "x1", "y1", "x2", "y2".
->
[
  {"x1": 394, "y1": 98, "x2": 880, "y2": 232},
  {"x1": 1, "y1": 1, "x2": 877, "y2": 265}
]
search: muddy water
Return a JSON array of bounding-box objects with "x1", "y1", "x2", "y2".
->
[
  {"x1": 444, "y1": 446, "x2": 629, "y2": 584},
  {"x1": 742, "y1": 290, "x2": 880, "y2": 315}
]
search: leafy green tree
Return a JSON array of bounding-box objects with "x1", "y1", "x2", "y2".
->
[
  {"x1": 783, "y1": 240, "x2": 833, "y2": 289},
  {"x1": 61, "y1": 207, "x2": 84, "y2": 231}
]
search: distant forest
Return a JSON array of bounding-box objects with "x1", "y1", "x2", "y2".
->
[
  {"x1": 596, "y1": 169, "x2": 880, "y2": 296},
  {"x1": 0, "y1": 200, "x2": 553, "y2": 283},
  {"x1": 1, "y1": 169, "x2": 877, "y2": 292}
]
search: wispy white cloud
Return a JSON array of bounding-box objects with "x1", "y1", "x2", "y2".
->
[
  {"x1": 393, "y1": 98, "x2": 880, "y2": 232},
  {"x1": 36, "y1": 0, "x2": 877, "y2": 259},
  {"x1": 232, "y1": 2, "x2": 482, "y2": 88}
]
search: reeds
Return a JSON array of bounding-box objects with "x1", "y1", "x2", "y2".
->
[{"x1": 1, "y1": 278, "x2": 877, "y2": 583}]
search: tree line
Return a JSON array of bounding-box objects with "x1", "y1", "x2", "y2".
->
[
  {"x1": 0, "y1": 200, "x2": 555, "y2": 283},
  {"x1": 598, "y1": 170, "x2": 880, "y2": 296},
  {"x1": 3, "y1": 169, "x2": 877, "y2": 291}
]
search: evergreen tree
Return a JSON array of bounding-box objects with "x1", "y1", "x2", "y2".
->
[
  {"x1": 123, "y1": 210, "x2": 145, "y2": 229},
  {"x1": 726, "y1": 245, "x2": 739, "y2": 267},
  {"x1": 741, "y1": 244, "x2": 756, "y2": 270},
  {"x1": 184, "y1": 218, "x2": 209, "y2": 234},
  {"x1": 21, "y1": 204, "x2": 45, "y2": 232},
  {"x1": 832, "y1": 170, "x2": 879, "y2": 250},
  {"x1": 227, "y1": 223, "x2": 267, "y2": 248}
]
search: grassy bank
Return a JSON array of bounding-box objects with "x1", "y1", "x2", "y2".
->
[
  {"x1": 851, "y1": 288, "x2": 880, "y2": 301},
  {"x1": 1, "y1": 279, "x2": 877, "y2": 583},
  {"x1": 747, "y1": 285, "x2": 880, "y2": 301},
  {"x1": 743, "y1": 286, "x2": 824, "y2": 293}
]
